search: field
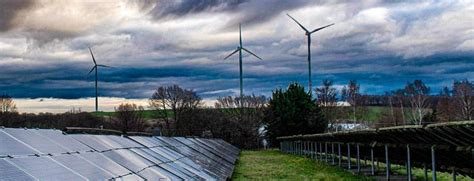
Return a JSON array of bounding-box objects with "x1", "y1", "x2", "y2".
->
[{"x1": 232, "y1": 150, "x2": 370, "y2": 180}]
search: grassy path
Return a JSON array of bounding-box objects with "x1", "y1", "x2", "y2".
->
[{"x1": 232, "y1": 150, "x2": 371, "y2": 180}]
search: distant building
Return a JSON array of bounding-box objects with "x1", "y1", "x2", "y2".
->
[{"x1": 328, "y1": 122, "x2": 369, "y2": 132}]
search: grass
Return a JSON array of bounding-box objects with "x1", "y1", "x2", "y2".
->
[
  {"x1": 385, "y1": 162, "x2": 473, "y2": 181},
  {"x1": 341, "y1": 156, "x2": 473, "y2": 181},
  {"x1": 232, "y1": 150, "x2": 371, "y2": 180}
]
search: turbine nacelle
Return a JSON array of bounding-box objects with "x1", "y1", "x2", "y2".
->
[{"x1": 287, "y1": 13, "x2": 334, "y2": 36}]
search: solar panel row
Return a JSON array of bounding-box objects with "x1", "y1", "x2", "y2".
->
[{"x1": 0, "y1": 128, "x2": 240, "y2": 180}]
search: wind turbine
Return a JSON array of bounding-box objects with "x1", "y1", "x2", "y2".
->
[
  {"x1": 287, "y1": 13, "x2": 334, "y2": 94},
  {"x1": 88, "y1": 47, "x2": 111, "y2": 112},
  {"x1": 224, "y1": 23, "x2": 262, "y2": 108}
]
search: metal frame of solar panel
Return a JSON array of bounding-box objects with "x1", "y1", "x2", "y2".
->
[
  {"x1": 277, "y1": 121, "x2": 474, "y2": 178},
  {"x1": 0, "y1": 127, "x2": 239, "y2": 180}
]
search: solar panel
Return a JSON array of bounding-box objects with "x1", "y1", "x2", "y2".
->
[
  {"x1": 127, "y1": 136, "x2": 216, "y2": 179},
  {"x1": 8, "y1": 156, "x2": 85, "y2": 180},
  {"x1": 78, "y1": 152, "x2": 143, "y2": 180},
  {"x1": 131, "y1": 148, "x2": 199, "y2": 180},
  {"x1": 102, "y1": 149, "x2": 178, "y2": 180},
  {"x1": 162, "y1": 137, "x2": 233, "y2": 179},
  {"x1": 2, "y1": 128, "x2": 69, "y2": 154},
  {"x1": 130, "y1": 136, "x2": 218, "y2": 180},
  {"x1": 51, "y1": 154, "x2": 114, "y2": 180},
  {"x1": 0, "y1": 130, "x2": 37, "y2": 156},
  {"x1": 97, "y1": 135, "x2": 197, "y2": 179},
  {"x1": 0, "y1": 128, "x2": 239, "y2": 180},
  {"x1": 0, "y1": 159, "x2": 36, "y2": 181},
  {"x1": 191, "y1": 138, "x2": 236, "y2": 163},
  {"x1": 68, "y1": 134, "x2": 110, "y2": 151},
  {"x1": 33, "y1": 129, "x2": 92, "y2": 152}
]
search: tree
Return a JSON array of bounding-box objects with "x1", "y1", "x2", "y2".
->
[
  {"x1": 149, "y1": 85, "x2": 201, "y2": 135},
  {"x1": 453, "y1": 80, "x2": 474, "y2": 120},
  {"x1": 404, "y1": 80, "x2": 430, "y2": 125},
  {"x1": 0, "y1": 94, "x2": 17, "y2": 113},
  {"x1": 115, "y1": 103, "x2": 146, "y2": 133},
  {"x1": 393, "y1": 89, "x2": 407, "y2": 124},
  {"x1": 341, "y1": 80, "x2": 360, "y2": 124},
  {"x1": 214, "y1": 94, "x2": 267, "y2": 149},
  {"x1": 263, "y1": 83, "x2": 327, "y2": 146},
  {"x1": 315, "y1": 79, "x2": 338, "y2": 129},
  {"x1": 436, "y1": 86, "x2": 455, "y2": 122}
]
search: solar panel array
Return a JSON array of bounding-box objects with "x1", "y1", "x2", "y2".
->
[
  {"x1": 0, "y1": 128, "x2": 240, "y2": 180},
  {"x1": 278, "y1": 121, "x2": 474, "y2": 176}
]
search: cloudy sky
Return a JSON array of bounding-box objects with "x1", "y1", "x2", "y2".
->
[{"x1": 0, "y1": 0, "x2": 473, "y2": 112}]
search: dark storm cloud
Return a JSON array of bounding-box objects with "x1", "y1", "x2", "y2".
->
[
  {"x1": 145, "y1": 0, "x2": 245, "y2": 17},
  {"x1": 0, "y1": 0, "x2": 35, "y2": 31},
  {"x1": 0, "y1": 0, "x2": 473, "y2": 102},
  {"x1": 144, "y1": 0, "x2": 313, "y2": 27}
]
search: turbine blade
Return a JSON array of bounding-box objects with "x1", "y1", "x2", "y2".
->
[
  {"x1": 239, "y1": 23, "x2": 242, "y2": 46},
  {"x1": 88, "y1": 66, "x2": 96, "y2": 75},
  {"x1": 88, "y1": 47, "x2": 97, "y2": 65},
  {"x1": 287, "y1": 13, "x2": 308, "y2": 32},
  {"x1": 224, "y1": 48, "x2": 239, "y2": 60},
  {"x1": 242, "y1": 47, "x2": 262, "y2": 60},
  {"x1": 97, "y1": 64, "x2": 112, "y2": 68},
  {"x1": 309, "y1": 23, "x2": 335, "y2": 34}
]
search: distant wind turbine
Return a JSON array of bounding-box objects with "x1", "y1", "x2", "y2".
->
[
  {"x1": 287, "y1": 13, "x2": 334, "y2": 94},
  {"x1": 224, "y1": 23, "x2": 262, "y2": 108},
  {"x1": 88, "y1": 47, "x2": 111, "y2": 112}
]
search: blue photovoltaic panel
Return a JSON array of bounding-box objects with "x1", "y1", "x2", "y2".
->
[
  {"x1": 0, "y1": 159, "x2": 36, "y2": 181},
  {"x1": 188, "y1": 138, "x2": 234, "y2": 164},
  {"x1": 130, "y1": 148, "x2": 198, "y2": 180},
  {"x1": 194, "y1": 138, "x2": 238, "y2": 163},
  {"x1": 178, "y1": 137, "x2": 234, "y2": 177},
  {"x1": 2, "y1": 128, "x2": 68, "y2": 154},
  {"x1": 78, "y1": 152, "x2": 143, "y2": 180},
  {"x1": 156, "y1": 137, "x2": 230, "y2": 179},
  {"x1": 102, "y1": 150, "x2": 175, "y2": 180},
  {"x1": 192, "y1": 138, "x2": 236, "y2": 163},
  {"x1": 51, "y1": 154, "x2": 114, "y2": 180},
  {"x1": 129, "y1": 136, "x2": 218, "y2": 180},
  {"x1": 89, "y1": 135, "x2": 190, "y2": 180},
  {"x1": 0, "y1": 128, "x2": 239, "y2": 180},
  {"x1": 33, "y1": 129, "x2": 92, "y2": 152},
  {"x1": 8, "y1": 156, "x2": 85, "y2": 180},
  {"x1": 0, "y1": 130, "x2": 37, "y2": 156},
  {"x1": 68, "y1": 134, "x2": 110, "y2": 151}
]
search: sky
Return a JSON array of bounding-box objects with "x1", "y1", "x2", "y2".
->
[{"x1": 0, "y1": 0, "x2": 473, "y2": 113}]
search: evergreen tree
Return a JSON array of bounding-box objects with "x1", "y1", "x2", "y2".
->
[{"x1": 263, "y1": 83, "x2": 327, "y2": 146}]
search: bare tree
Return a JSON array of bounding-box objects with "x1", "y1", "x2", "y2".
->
[
  {"x1": 315, "y1": 79, "x2": 338, "y2": 128},
  {"x1": 393, "y1": 89, "x2": 407, "y2": 124},
  {"x1": 0, "y1": 94, "x2": 17, "y2": 113},
  {"x1": 384, "y1": 92, "x2": 397, "y2": 125},
  {"x1": 453, "y1": 80, "x2": 474, "y2": 120},
  {"x1": 115, "y1": 103, "x2": 146, "y2": 133},
  {"x1": 341, "y1": 80, "x2": 360, "y2": 124},
  {"x1": 436, "y1": 86, "x2": 455, "y2": 122},
  {"x1": 149, "y1": 85, "x2": 201, "y2": 135},
  {"x1": 215, "y1": 94, "x2": 267, "y2": 148},
  {"x1": 404, "y1": 80, "x2": 430, "y2": 125}
]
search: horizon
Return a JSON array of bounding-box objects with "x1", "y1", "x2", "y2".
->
[{"x1": 1, "y1": 0, "x2": 473, "y2": 113}]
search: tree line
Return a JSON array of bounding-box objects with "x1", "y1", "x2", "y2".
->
[{"x1": 1, "y1": 78, "x2": 472, "y2": 148}]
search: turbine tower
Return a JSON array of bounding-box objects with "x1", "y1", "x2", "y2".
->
[
  {"x1": 287, "y1": 13, "x2": 334, "y2": 94},
  {"x1": 88, "y1": 47, "x2": 111, "y2": 112},
  {"x1": 224, "y1": 24, "x2": 262, "y2": 108}
]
